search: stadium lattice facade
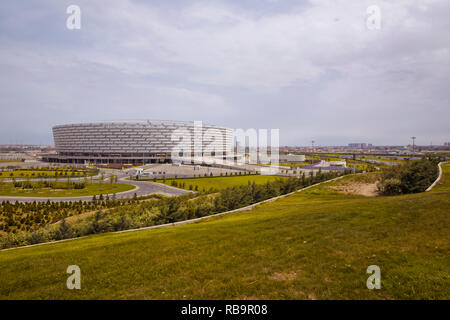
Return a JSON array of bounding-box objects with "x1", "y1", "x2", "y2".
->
[{"x1": 43, "y1": 121, "x2": 233, "y2": 164}]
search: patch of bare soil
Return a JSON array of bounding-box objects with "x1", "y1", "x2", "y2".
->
[
  {"x1": 139, "y1": 197, "x2": 159, "y2": 202},
  {"x1": 330, "y1": 181, "x2": 380, "y2": 197},
  {"x1": 269, "y1": 271, "x2": 298, "y2": 281},
  {"x1": 235, "y1": 296, "x2": 270, "y2": 300},
  {"x1": 53, "y1": 208, "x2": 110, "y2": 225}
]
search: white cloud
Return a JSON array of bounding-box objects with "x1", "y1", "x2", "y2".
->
[{"x1": 0, "y1": 0, "x2": 449, "y2": 145}]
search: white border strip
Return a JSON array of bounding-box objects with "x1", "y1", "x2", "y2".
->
[{"x1": 425, "y1": 162, "x2": 446, "y2": 192}]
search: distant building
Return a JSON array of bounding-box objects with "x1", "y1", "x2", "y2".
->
[
  {"x1": 348, "y1": 143, "x2": 368, "y2": 148},
  {"x1": 315, "y1": 160, "x2": 346, "y2": 168},
  {"x1": 300, "y1": 160, "x2": 349, "y2": 171},
  {"x1": 279, "y1": 154, "x2": 306, "y2": 163},
  {"x1": 444, "y1": 142, "x2": 450, "y2": 147}
]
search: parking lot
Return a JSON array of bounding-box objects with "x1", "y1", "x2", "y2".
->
[{"x1": 138, "y1": 163, "x2": 250, "y2": 179}]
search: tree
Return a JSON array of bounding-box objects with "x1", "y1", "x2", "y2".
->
[
  {"x1": 58, "y1": 218, "x2": 71, "y2": 239},
  {"x1": 377, "y1": 178, "x2": 402, "y2": 195}
]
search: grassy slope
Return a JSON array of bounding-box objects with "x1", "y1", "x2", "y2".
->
[
  {"x1": 0, "y1": 183, "x2": 135, "y2": 197},
  {"x1": 432, "y1": 162, "x2": 450, "y2": 193},
  {"x1": 157, "y1": 175, "x2": 288, "y2": 191},
  {"x1": 0, "y1": 165, "x2": 449, "y2": 299}
]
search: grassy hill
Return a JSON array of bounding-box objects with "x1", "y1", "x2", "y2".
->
[{"x1": 0, "y1": 165, "x2": 448, "y2": 299}]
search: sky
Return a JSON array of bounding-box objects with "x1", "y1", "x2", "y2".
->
[{"x1": 0, "y1": 0, "x2": 449, "y2": 146}]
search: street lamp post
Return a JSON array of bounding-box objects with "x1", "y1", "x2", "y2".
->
[
  {"x1": 311, "y1": 140, "x2": 315, "y2": 165},
  {"x1": 411, "y1": 136, "x2": 416, "y2": 158}
]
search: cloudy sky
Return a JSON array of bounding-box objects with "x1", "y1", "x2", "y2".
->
[{"x1": 0, "y1": 0, "x2": 449, "y2": 146}]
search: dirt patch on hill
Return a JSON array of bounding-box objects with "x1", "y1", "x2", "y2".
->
[
  {"x1": 52, "y1": 198, "x2": 159, "y2": 225},
  {"x1": 53, "y1": 209, "x2": 108, "y2": 225},
  {"x1": 330, "y1": 182, "x2": 379, "y2": 197},
  {"x1": 269, "y1": 270, "x2": 299, "y2": 281}
]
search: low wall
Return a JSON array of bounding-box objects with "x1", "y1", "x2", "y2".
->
[{"x1": 425, "y1": 162, "x2": 446, "y2": 192}]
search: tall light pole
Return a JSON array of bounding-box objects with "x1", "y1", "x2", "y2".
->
[
  {"x1": 411, "y1": 136, "x2": 416, "y2": 158},
  {"x1": 311, "y1": 140, "x2": 315, "y2": 165}
]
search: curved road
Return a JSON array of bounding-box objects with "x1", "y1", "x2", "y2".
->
[{"x1": 0, "y1": 167, "x2": 190, "y2": 203}]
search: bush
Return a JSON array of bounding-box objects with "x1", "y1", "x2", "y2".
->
[
  {"x1": 377, "y1": 178, "x2": 402, "y2": 195},
  {"x1": 377, "y1": 158, "x2": 439, "y2": 195}
]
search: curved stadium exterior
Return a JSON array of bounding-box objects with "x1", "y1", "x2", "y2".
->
[{"x1": 44, "y1": 120, "x2": 233, "y2": 164}]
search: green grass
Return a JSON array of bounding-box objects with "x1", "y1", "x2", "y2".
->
[
  {"x1": 156, "y1": 175, "x2": 289, "y2": 191},
  {"x1": 362, "y1": 157, "x2": 408, "y2": 163},
  {"x1": 0, "y1": 165, "x2": 448, "y2": 299},
  {"x1": 430, "y1": 162, "x2": 450, "y2": 192},
  {"x1": 0, "y1": 170, "x2": 91, "y2": 178},
  {"x1": 276, "y1": 163, "x2": 305, "y2": 167},
  {"x1": 0, "y1": 160, "x2": 24, "y2": 163},
  {"x1": 0, "y1": 182, "x2": 135, "y2": 197}
]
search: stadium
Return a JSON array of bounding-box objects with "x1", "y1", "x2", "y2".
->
[{"x1": 43, "y1": 120, "x2": 234, "y2": 165}]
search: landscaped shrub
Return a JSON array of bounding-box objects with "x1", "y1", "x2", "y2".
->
[
  {"x1": 377, "y1": 178, "x2": 402, "y2": 195},
  {"x1": 377, "y1": 158, "x2": 439, "y2": 195}
]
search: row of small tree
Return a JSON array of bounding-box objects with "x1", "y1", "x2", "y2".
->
[
  {"x1": 0, "y1": 170, "x2": 346, "y2": 249},
  {"x1": 0, "y1": 195, "x2": 144, "y2": 234}
]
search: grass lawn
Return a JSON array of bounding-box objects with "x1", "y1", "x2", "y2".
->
[
  {"x1": 156, "y1": 175, "x2": 289, "y2": 191},
  {"x1": 0, "y1": 165, "x2": 448, "y2": 299},
  {"x1": 276, "y1": 163, "x2": 305, "y2": 167},
  {"x1": 362, "y1": 157, "x2": 408, "y2": 163},
  {"x1": 0, "y1": 160, "x2": 24, "y2": 163},
  {"x1": 0, "y1": 170, "x2": 92, "y2": 179},
  {"x1": 0, "y1": 182, "x2": 135, "y2": 197}
]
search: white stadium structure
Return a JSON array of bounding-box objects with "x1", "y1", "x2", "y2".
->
[{"x1": 44, "y1": 120, "x2": 233, "y2": 164}]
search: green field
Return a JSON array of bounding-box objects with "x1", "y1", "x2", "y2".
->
[
  {"x1": 0, "y1": 160, "x2": 24, "y2": 163},
  {"x1": 0, "y1": 182, "x2": 135, "y2": 197},
  {"x1": 0, "y1": 170, "x2": 92, "y2": 178},
  {"x1": 362, "y1": 157, "x2": 407, "y2": 163},
  {"x1": 0, "y1": 164, "x2": 448, "y2": 299},
  {"x1": 276, "y1": 163, "x2": 305, "y2": 167},
  {"x1": 156, "y1": 175, "x2": 289, "y2": 191}
]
